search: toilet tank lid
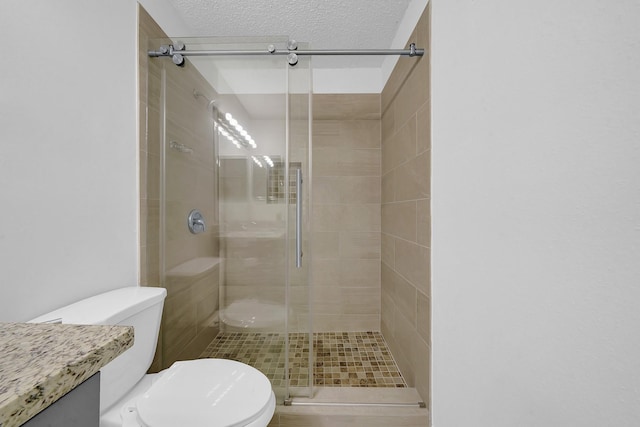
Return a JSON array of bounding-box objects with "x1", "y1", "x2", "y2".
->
[{"x1": 29, "y1": 287, "x2": 167, "y2": 325}]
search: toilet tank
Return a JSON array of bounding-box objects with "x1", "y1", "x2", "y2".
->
[{"x1": 29, "y1": 286, "x2": 167, "y2": 414}]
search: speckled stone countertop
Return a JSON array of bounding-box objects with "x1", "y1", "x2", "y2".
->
[{"x1": 0, "y1": 322, "x2": 133, "y2": 427}]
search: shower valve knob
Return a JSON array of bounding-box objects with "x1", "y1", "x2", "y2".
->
[{"x1": 188, "y1": 209, "x2": 206, "y2": 234}]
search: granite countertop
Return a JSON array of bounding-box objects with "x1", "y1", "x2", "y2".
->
[{"x1": 0, "y1": 322, "x2": 133, "y2": 427}]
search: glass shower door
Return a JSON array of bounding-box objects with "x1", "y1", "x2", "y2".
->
[
  {"x1": 214, "y1": 41, "x2": 290, "y2": 401},
  {"x1": 156, "y1": 36, "x2": 312, "y2": 402},
  {"x1": 286, "y1": 51, "x2": 313, "y2": 399},
  {"x1": 157, "y1": 48, "x2": 221, "y2": 373}
]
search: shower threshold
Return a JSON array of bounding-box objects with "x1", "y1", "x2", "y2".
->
[
  {"x1": 276, "y1": 387, "x2": 429, "y2": 426},
  {"x1": 285, "y1": 387, "x2": 426, "y2": 408}
]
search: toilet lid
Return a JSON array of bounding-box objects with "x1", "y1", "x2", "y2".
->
[{"x1": 135, "y1": 359, "x2": 273, "y2": 427}]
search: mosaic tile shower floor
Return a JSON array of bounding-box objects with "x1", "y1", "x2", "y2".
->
[{"x1": 199, "y1": 331, "x2": 407, "y2": 388}]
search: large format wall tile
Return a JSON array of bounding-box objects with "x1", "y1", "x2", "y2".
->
[
  {"x1": 394, "y1": 239, "x2": 430, "y2": 297},
  {"x1": 379, "y1": 3, "x2": 431, "y2": 407},
  {"x1": 394, "y1": 151, "x2": 430, "y2": 201},
  {"x1": 382, "y1": 116, "x2": 416, "y2": 175},
  {"x1": 314, "y1": 148, "x2": 381, "y2": 177},
  {"x1": 312, "y1": 95, "x2": 381, "y2": 332},
  {"x1": 313, "y1": 94, "x2": 381, "y2": 120},
  {"x1": 340, "y1": 232, "x2": 381, "y2": 260},
  {"x1": 417, "y1": 199, "x2": 431, "y2": 247},
  {"x1": 139, "y1": 6, "x2": 219, "y2": 370},
  {"x1": 382, "y1": 202, "x2": 417, "y2": 241},
  {"x1": 314, "y1": 120, "x2": 381, "y2": 149}
]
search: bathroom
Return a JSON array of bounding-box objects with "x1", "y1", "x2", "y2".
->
[
  {"x1": 1, "y1": 1, "x2": 639, "y2": 427},
  {"x1": 2, "y1": 1, "x2": 431, "y2": 424},
  {"x1": 137, "y1": 0, "x2": 430, "y2": 418}
]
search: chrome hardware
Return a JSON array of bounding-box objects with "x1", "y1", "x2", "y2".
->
[
  {"x1": 188, "y1": 209, "x2": 206, "y2": 234},
  {"x1": 295, "y1": 168, "x2": 303, "y2": 268},
  {"x1": 148, "y1": 42, "x2": 426, "y2": 66},
  {"x1": 171, "y1": 41, "x2": 186, "y2": 66},
  {"x1": 287, "y1": 52, "x2": 298, "y2": 66},
  {"x1": 172, "y1": 53, "x2": 185, "y2": 66},
  {"x1": 409, "y1": 43, "x2": 417, "y2": 57}
]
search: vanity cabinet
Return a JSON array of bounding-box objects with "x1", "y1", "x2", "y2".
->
[
  {"x1": 21, "y1": 373, "x2": 100, "y2": 427},
  {"x1": 0, "y1": 322, "x2": 132, "y2": 427}
]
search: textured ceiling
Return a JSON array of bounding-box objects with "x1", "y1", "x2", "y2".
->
[{"x1": 166, "y1": 0, "x2": 413, "y2": 68}]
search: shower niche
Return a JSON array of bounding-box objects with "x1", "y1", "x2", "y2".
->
[{"x1": 219, "y1": 155, "x2": 297, "y2": 203}]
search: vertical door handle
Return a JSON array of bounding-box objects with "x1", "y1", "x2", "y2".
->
[{"x1": 296, "y1": 168, "x2": 303, "y2": 268}]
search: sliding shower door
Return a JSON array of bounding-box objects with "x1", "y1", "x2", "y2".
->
[
  {"x1": 286, "y1": 52, "x2": 313, "y2": 399},
  {"x1": 155, "y1": 36, "x2": 312, "y2": 402}
]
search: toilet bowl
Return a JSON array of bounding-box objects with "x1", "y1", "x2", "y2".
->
[
  {"x1": 29, "y1": 287, "x2": 275, "y2": 427},
  {"x1": 102, "y1": 359, "x2": 275, "y2": 427}
]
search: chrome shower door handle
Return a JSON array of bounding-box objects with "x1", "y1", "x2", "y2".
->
[{"x1": 296, "y1": 168, "x2": 303, "y2": 268}]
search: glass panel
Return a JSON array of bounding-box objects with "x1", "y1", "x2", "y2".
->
[
  {"x1": 155, "y1": 36, "x2": 312, "y2": 403},
  {"x1": 287, "y1": 52, "x2": 313, "y2": 398},
  {"x1": 158, "y1": 49, "x2": 220, "y2": 372}
]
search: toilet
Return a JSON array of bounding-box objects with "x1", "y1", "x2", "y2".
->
[{"x1": 29, "y1": 287, "x2": 276, "y2": 427}]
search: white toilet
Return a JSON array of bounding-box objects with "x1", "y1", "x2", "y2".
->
[{"x1": 29, "y1": 287, "x2": 276, "y2": 427}]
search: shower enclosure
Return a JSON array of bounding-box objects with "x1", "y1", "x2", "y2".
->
[
  {"x1": 153, "y1": 37, "x2": 312, "y2": 401},
  {"x1": 143, "y1": 31, "x2": 429, "y2": 411}
]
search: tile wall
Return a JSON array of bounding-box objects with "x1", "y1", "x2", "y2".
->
[
  {"x1": 138, "y1": 5, "x2": 164, "y2": 290},
  {"x1": 311, "y1": 94, "x2": 382, "y2": 332},
  {"x1": 139, "y1": 6, "x2": 220, "y2": 371},
  {"x1": 380, "y1": 4, "x2": 431, "y2": 405}
]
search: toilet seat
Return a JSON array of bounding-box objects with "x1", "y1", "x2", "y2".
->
[{"x1": 129, "y1": 359, "x2": 274, "y2": 427}]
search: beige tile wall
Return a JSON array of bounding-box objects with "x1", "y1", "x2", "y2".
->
[
  {"x1": 312, "y1": 94, "x2": 381, "y2": 332},
  {"x1": 138, "y1": 4, "x2": 166, "y2": 290},
  {"x1": 217, "y1": 103, "x2": 310, "y2": 335},
  {"x1": 380, "y1": 4, "x2": 431, "y2": 406},
  {"x1": 139, "y1": 6, "x2": 220, "y2": 371},
  {"x1": 289, "y1": 110, "x2": 312, "y2": 334},
  {"x1": 138, "y1": 5, "x2": 164, "y2": 372}
]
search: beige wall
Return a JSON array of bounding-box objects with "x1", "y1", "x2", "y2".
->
[
  {"x1": 139, "y1": 6, "x2": 220, "y2": 371},
  {"x1": 380, "y1": 5, "x2": 431, "y2": 404},
  {"x1": 311, "y1": 94, "x2": 382, "y2": 332}
]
